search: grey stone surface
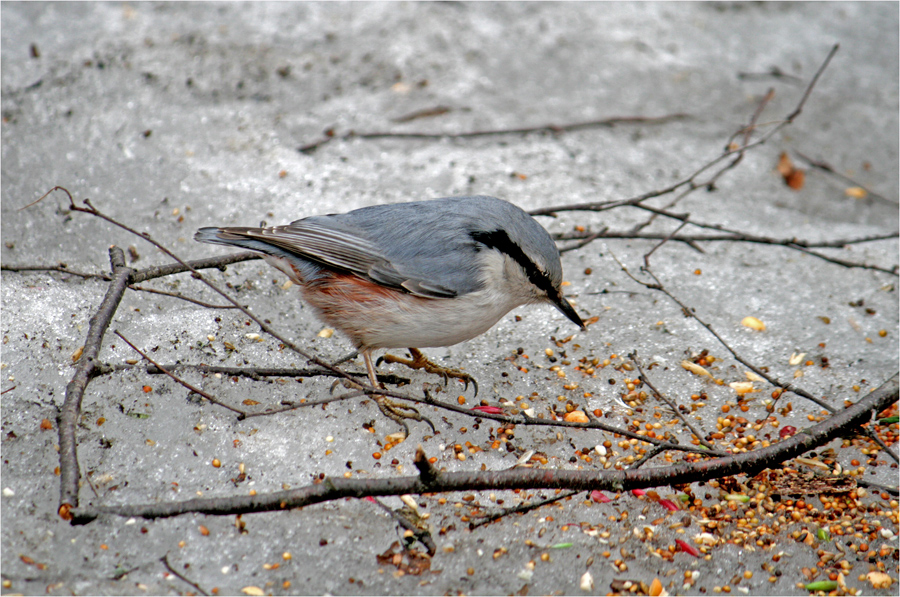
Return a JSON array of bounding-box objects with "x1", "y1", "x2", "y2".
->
[{"x1": 2, "y1": 2, "x2": 897, "y2": 595}]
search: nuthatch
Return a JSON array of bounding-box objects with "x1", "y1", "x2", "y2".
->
[{"x1": 196, "y1": 195, "x2": 584, "y2": 426}]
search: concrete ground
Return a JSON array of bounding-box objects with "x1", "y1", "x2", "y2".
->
[{"x1": 1, "y1": 2, "x2": 897, "y2": 595}]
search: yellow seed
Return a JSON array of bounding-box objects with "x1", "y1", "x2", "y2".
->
[
  {"x1": 741, "y1": 316, "x2": 766, "y2": 331},
  {"x1": 211, "y1": 459, "x2": 221, "y2": 468}
]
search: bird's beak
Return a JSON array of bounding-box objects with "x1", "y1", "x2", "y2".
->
[{"x1": 550, "y1": 291, "x2": 586, "y2": 330}]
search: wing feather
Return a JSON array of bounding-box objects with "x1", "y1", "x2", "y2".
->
[{"x1": 224, "y1": 220, "x2": 458, "y2": 299}]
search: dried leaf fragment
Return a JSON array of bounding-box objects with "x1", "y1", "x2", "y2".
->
[
  {"x1": 776, "y1": 152, "x2": 794, "y2": 177},
  {"x1": 786, "y1": 169, "x2": 805, "y2": 189},
  {"x1": 776, "y1": 152, "x2": 805, "y2": 190}
]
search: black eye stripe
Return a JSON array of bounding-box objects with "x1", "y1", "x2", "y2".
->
[{"x1": 470, "y1": 229, "x2": 557, "y2": 296}]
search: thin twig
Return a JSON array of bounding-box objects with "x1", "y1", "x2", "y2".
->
[
  {"x1": 1, "y1": 263, "x2": 110, "y2": 279},
  {"x1": 1, "y1": 261, "x2": 252, "y2": 307},
  {"x1": 631, "y1": 352, "x2": 716, "y2": 452},
  {"x1": 785, "y1": 243, "x2": 898, "y2": 276},
  {"x1": 554, "y1": 226, "x2": 899, "y2": 275},
  {"x1": 161, "y1": 554, "x2": 209, "y2": 596},
  {"x1": 240, "y1": 391, "x2": 368, "y2": 419},
  {"x1": 127, "y1": 285, "x2": 241, "y2": 309},
  {"x1": 553, "y1": 230, "x2": 899, "y2": 250},
  {"x1": 737, "y1": 66, "x2": 805, "y2": 85},
  {"x1": 469, "y1": 490, "x2": 579, "y2": 530},
  {"x1": 558, "y1": 227, "x2": 607, "y2": 254},
  {"x1": 298, "y1": 113, "x2": 690, "y2": 153},
  {"x1": 785, "y1": 44, "x2": 839, "y2": 123},
  {"x1": 114, "y1": 331, "x2": 247, "y2": 416},
  {"x1": 643, "y1": 220, "x2": 689, "y2": 268},
  {"x1": 792, "y1": 149, "x2": 897, "y2": 205}
]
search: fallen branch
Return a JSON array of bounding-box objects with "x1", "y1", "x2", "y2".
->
[
  {"x1": 68, "y1": 373, "x2": 897, "y2": 523},
  {"x1": 58, "y1": 247, "x2": 133, "y2": 515}
]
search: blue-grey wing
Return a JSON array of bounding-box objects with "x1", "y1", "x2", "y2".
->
[
  {"x1": 269, "y1": 211, "x2": 476, "y2": 298},
  {"x1": 197, "y1": 214, "x2": 470, "y2": 298},
  {"x1": 196, "y1": 196, "x2": 540, "y2": 299}
]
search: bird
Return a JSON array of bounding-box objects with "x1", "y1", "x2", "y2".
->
[{"x1": 195, "y1": 195, "x2": 585, "y2": 430}]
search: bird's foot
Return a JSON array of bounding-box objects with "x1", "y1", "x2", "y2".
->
[
  {"x1": 378, "y1": 348, "x2": 478, "y2": 396},
  {"x1": 374, "y1": 396, "x2": 436, "y2": 437}
]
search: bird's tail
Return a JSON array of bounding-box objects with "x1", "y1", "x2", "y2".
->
[{"x1": 195, "y1": 227, "x2": 285, "y2": 256}]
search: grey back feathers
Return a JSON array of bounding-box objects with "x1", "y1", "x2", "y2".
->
[{"x1": 195, "y1": 195, "x2": 563, "y2": 300}]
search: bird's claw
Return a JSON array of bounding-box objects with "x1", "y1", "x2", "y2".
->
[
  {"x1": 380, "y1": 348, "x2": 478, "y2": 397},
  {"x1": 376, "y1": 397, "x2": 436, "y2": 435}
]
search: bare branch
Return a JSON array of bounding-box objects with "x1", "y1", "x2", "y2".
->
[
  {"x1": 68, "y1": 373, "x2": 897, "y2": 523},
  {"x1": 298, "y1": 113, "x2": 689, "y2": 153},
  {"x1": 58, "y1": 247, "x2": 133, "y2": 514}
]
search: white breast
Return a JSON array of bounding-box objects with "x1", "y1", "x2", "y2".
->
[{"x1": 313, "y1": 250, "x2": 543, "y2": 350}]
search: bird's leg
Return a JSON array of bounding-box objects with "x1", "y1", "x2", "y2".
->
[
  {"x1": 362, "y1": 349, "x2": 430, "y2": 436},
  {"x1": 379, "y1": 348, "x2": 479, "y2": 396}
]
